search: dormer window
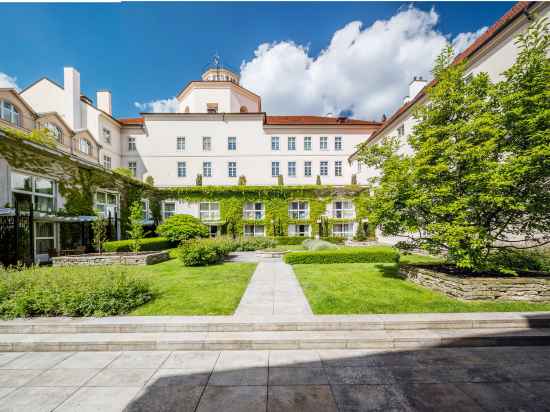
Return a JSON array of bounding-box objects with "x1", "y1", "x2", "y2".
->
[
  {"x1": 207, "y1": 103, "x2": 218, "y2": 113},
  {"x1": 79, "y1": 138, "x2": 91, "y2": 155},
  {"x1": 102, "y1": 127, "x2": 111, "y2": 144},
  {"x1": 0, "y1": 100, "x2": 20, "y2": 127},
  {"x1": 44, "y1": 122, "x2": 62, "y2": 142},
  {"x1": 397, "y1": 124, "x2": 405, "y2": 138}
]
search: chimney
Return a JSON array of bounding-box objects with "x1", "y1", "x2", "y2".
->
[
  {"x1": 64, "y1": 67, "x2": 81, "y2": 130},
  {"x1": 97, "y1": 90, "x2": 112, "y2": 115},
  {"x1": 408, "y1": 75, "x2": 428, "y2": 100}
]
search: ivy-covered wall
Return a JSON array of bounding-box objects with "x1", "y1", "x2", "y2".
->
[
  {"x1": 0, "y1": 131, "x2": 156, "y2": 237},
  {"x1": 159, "y1": 185, "x2": 370, "y2": 237},
  {"x1": 0, "y1": 130, "x2": 372, "y2": 239}
]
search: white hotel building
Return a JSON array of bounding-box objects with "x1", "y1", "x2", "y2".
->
[{"x1": 0, "y1": 1, "x2": 546, "y2": 262}]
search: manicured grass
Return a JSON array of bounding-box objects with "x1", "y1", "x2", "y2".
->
[
  {"x1": 293, "y1": 256, "x2": 550, "y2": 314},
  {"x1": 128, "y1": 258, "x2": 256, "y2": 316}
]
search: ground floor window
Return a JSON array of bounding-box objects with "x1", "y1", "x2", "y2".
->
[
  {"x1": 332, "y1": 223, "x2": 354, "y2": 239},
  {"x1": 163, "y1": 201, "x2": 176, "y2": 219},
  {"x1": 11, "y1": 171, "x2": 55, "y2": 213},
  {"x1": 199, "y1": 202, "x2": 220, "y2": 221},
  {"x1": 35, "y1": 221, "x2": 55, "y2": 255},
  {"x1": 95, "y1": 191, "x2": 118, "y2": 217},
  {"x1": 288, "y1": 224, "x2": 310, "y2": 237},
  {"x1": 243, "y1": 202, "x2": 264, "y2": 220},
  {"x1": 244, "y1": 224, "x2": 265, "y2": 237}
]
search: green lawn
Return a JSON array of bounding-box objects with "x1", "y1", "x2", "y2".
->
[
  {"x1": 128, "y1": 258, "x2": 256, "y2": 316},
  {"x1": 293, "y1": 257, "x2": 550, "y2": 314},
  {"x1": 266, "y1": 244, "x2": 306, "y2": 252}
]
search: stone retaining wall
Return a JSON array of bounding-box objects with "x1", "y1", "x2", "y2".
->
[
  {"x1": 52, "y1": 251, "x2": 169, "y2": 266},
  {"x1": 400, "y1": 265, "x2": 550, "y2": 302}
]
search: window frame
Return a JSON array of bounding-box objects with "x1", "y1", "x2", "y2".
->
[
  {"x1": 128, "y1": 137, "x2": 136, "y2": 151},
  {"x1": 177, "y1": 161, "x2": 186, "y2": 178},
  {"x1": 128, "y1": 161, "x2": 137, "y2": 177},
  {"x1": 288, "y1": 161, "x2": 296, "y2": 177},
  {"x1": 227, "y1": 136, "x2": 237, "y2": 151},
  {"x1": 202, "y1": 136, "x2": 212, "y2": 151},
  {"x1": 334, "y1": 136, "x2": 343, "y2": 151},
  {"x1": 332, "y1": 222, "x2": 354, "y2": 239},
  {"x1": 45, "y1": 122, "x2": 63, "y2": 142},
  {"x1": 288, "y1": 201, "x2": 309, "y2": 219},
  {"x1": 10, "y1": 171, "x2": 56, "y2": 213},
  {"x1": 103, "y1": 155, "x2": 111, "y2": 169},
  {"x1": 228, "y1": 161, "x2": 237, "y2": 178},
  {"x1": 203, "y1": 161, "x2": 212, "y2": 177},
  {"x1": 243, "y1": 202, "x2": 265, "y2": 220},
  {"x1": 243, "y1": 224, "x2": 266, "y2": 237},
  {"x1": 0, "y1": 100, "x2": 20, "y2": 126},
  {"x1": 79, "y1": 138, "x2": 91, "y2": 155},
  {"x1": 320, "y1": 161, "x2": 329, "y2": 176},
  {"x1": 332, "y1": 199, "x2": 355, "y2": 219},
  {"x1": 304, "y1": 136, "x2": 312, "y2": 151},
  {"x1": 271, "y1": 136, "x2": 280, "y2": 151},
  {"x1": 199, "y1": 201, "x2": 220, "y2": 221},
  {"x1": 102, "y1": 127, "x2": 111, "y2": 144},
  {"x1": 335, "y1": 160, "x2": 343, "y2": 177},
  {"x1": 304, "y1": 161, "x2": 312, "y2": 177},
  {"x1": 287, "y1": 136, "x2": 296, "y2": 151},
  {"x1": 162, "y1": 201, "x2": 176, "y2": 219},
  {"x1": 320, "y1": 136, "x2": 328, "y2": 151},
  {"x1": 177, "y1": 136, "x2": 186, "y2": 151},
  {"x1": 271, "y1": 161, "x2": 280, "y2": 177}
]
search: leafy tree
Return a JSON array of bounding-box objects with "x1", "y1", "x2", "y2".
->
[
  {"x1": 315, "y1": 175, "x2": 321, "y2": 185},
  {"x1": 354, "y1": 222, "x2": 367, "y2": 241},
  {"x1": 238, "y1": 175, "x2": 247, "y2": 186},
  {"x1": 156, "y1": 214, "x2": 209, "y2": 242},
  {"x1": 145, "y1": 176, "x2": 155, "y2": 186},
  {"x1": 92, "y1": 212, "x2": 108, "y2": 253},
  {"x1": 196, "y1": 174, "x2": 203, "y2": 186},
  {"x1": 357, "y1": 18, "x2": 550, "y2": 272},
  {"x1": 127, "y1": 201, "x2": 144, "y2": 253}
]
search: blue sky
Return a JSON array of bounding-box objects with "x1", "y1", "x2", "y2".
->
[{"x1": 1, "y1": 2, "x2": 513, "y2": 119}]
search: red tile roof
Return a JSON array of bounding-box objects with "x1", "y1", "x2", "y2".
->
[
  {"x1": 265, "y1": 115, "x2": 380, "y2": 126},
  {"x1": 118, "y1": 117, "x2": 144, "y2": 125},
  {"x1": 363, "y1": 1, "x2": 533, "y2": 146}
]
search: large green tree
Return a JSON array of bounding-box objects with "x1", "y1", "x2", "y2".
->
[{"x1": 358, "y1": 18, "x2": 550, "y2": 271}]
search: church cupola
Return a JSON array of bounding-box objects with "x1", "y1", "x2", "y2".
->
[{"x1": 201, "y1": 54, "x2": 240, "y2": 84}]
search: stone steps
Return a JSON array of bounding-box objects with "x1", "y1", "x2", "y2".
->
[
  {"x1": 1, "y1": 328, "x2": 549, "y2": 352},
  {"x1": 1, "y1": 313, "x2": 549, "y2": 334}
]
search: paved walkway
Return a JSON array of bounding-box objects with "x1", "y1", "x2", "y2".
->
[
  {"x1": 0, "y1": 346, "x2": 549, "y2": 411},
  {"x1": 235, "y1": 261, "x2": 313, "y2": 317}
]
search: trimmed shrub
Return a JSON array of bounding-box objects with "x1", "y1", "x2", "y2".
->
[
  {"x1": 103, "y1": 237, "x2": 175, "y2": 252},
  {"x1": 178, "y1": 237, "x2": 228, "y2": 266},
  {"x1": 486, "y1": 249, "x2": 550, "y2": 274},
  {"x1": 303, "y1": 239, "x2": 338, "y2": 251},
  {"x1": 156, "y1": 214, "x2": 209, "y2": 242},
  {"x1": 0, "y1": 265, "x2": 152, "y2": 318},
  {"x1": 320, "y1": 236, "x2": 346, "y2": 245},
  {"x1": 275, "y1": 236, "x2": 312, "y2": 245},
  {"x1": 284, "y1": 246, "x2": 399, "y2": 265}
]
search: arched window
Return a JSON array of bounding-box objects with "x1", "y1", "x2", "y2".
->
[
  {"x1": 184, "y1": 106, "x2": 190, "y2": 113},
  {"x1": 44, "y1": 122, "x2": 62, "y2": 142},
  {"x1": 0, "y1": 100, "x2": 20, "y2": 126},
  {"x1": 240, "y1": 106, "x2": 248, "y2": 113},
  {"x1": 79, "y1": 138, "x2": 91, "y2": 155}
]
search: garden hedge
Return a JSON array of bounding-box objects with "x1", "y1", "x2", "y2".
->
[
  {"x1": 103, "y1": 237, "x2": 175, "y2": 252},
  {"x1": 284, "y1": 246, "x2": 400, "y2": 264},
  {"x1": 275, "y1": 236, "x2": 312, "y2": 245}
]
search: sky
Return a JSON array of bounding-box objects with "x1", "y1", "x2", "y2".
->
[{"x1": 1, "y1": 1, "x2": 513, "y2": 120}]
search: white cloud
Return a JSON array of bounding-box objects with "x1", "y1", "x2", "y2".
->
[
  {"x1": 240, "y1": 6, "x2": 487, "y2": 120},
  {"x1": 0, "y1": 72, "x2": 19, "y2": 90},
  {"x1": 452, "y1": 26, "x2": 488, "y2": 54},
  {"x1": 134, "y1": 97, "x2": 179, "y2": 113}
]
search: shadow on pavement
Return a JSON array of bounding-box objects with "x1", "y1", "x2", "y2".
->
[{"x1": 124, "y1": 314, "x2": 550, "y2": 412}]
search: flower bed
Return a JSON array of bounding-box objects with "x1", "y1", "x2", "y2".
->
[
  {"x1": 52, "y1": 251, "x2": 169, "y2": 266},
  {"x1": 400, "y1": 264, "x2": 550, "y2": 302}
]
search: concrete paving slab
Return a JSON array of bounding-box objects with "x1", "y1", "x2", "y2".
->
[
  {"x1": 214, "y1": 350, "x2": 268, "y2": 370},
  {"x1": 269, "y1": 350, "x2": 321, "y2": 368},
  {"x1": 55, "y1": 386, "x2": 142, "y2": 412},
  {"x1": 148, "y1": 369, "x2": 210, "y2": 386},
  {"x1": 108, "y1": 351, "x2": 170, "y2": 369},
  {"x1": 0, "y1": 352, "x2": 72, "y2": 370},
  {"x1": 326, "y1": 366, "x2": 395, "y2": 385},
  {"x1": 0, "y1": 369, "x2": 44, "y2": 387},
  {"x1": 400, "y1": 383, "x2": 485, "y2": 412},
  {"x1": 162, "y1": 351, "x2": 219, "y2": 371},
  {"x1": 54, "y1": 352, "x2": 120, "y2": 369},
  {"x1": 125, "y1": 384, "x2": 204, "y2": 412},
  {"x1": 331, "y1": 384, "x2": 412, "y2": 412},
  {"x1": 0, "y1": 387, "x2": 75, "y2": 412},
  {"x1": 27, "y1": 368, "x2": 99, "y2": 387},
  {"x1": 85, "y1": 368, "x2": 156, "y2": 387},
  {"x1": 268, "y1": 367, "x2": 328, "y2": 385},
  {"x1": 456, "y1": 382, "x2": 550, "y2": 411},
  {"x1": 209, "y1": 367, "x2": 267, "y2": 386},
  {"x1": 267, "y1": 385, "x2": 338, "y2": 412},
  {"x1": 196, "y1": 385, "x2": 267, "y2": 412}
]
